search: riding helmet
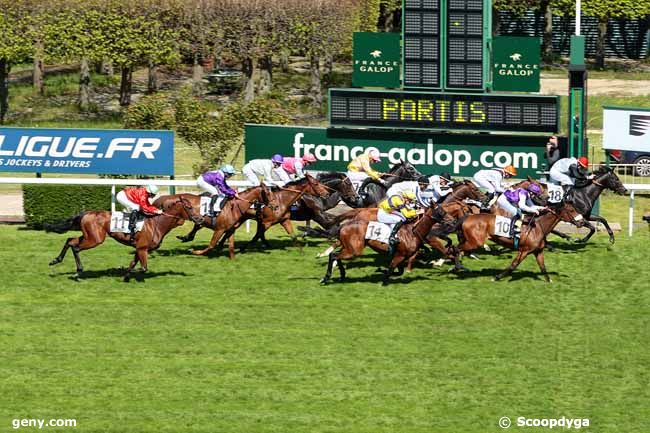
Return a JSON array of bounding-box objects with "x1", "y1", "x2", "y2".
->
[{"x1": 271, "y1": 154, "x2": 284, "y2": 164}]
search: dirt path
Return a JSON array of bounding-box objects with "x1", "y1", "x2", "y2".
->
[
  {"x1": 0, "y1": 193, "x2": 24, "y2": 220},
  {"x1": 541, "y1": 78, "x2": 650, "y2": 96}
]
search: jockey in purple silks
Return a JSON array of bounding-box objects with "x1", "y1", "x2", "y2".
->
[
  {"x1": 496, "y1": 183, "x2": 546, "y2": 237},
  {"x1": 197, "y1": 164, "x2": 240, "y2": 216}
]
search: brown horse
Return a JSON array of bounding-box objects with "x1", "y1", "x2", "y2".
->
[
  {"x1": 316, "y1": 203, "x2": 447, "y2": 285},
  {"x1": 46, "y1": 197, "x2": 200, "y2": 281},
  {"x1": 154, "y1": 185, "x2": 271, "y2": 258},
  {"x1": 237, "y1": 175, "x2": 331, "y2": 250},
  {"x1": 445, "y1": 200, "x2": 585, "y2": 282}
]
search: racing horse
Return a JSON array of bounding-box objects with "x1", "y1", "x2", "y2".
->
[
  {"x1": 173, "y1": 173, "x2": 357, "y2": 247},
  {"x1": 237, "y1": 174, "x2": 331, "y2": 251},
  {"x1": 46, "y1": 197, "x2": 200, "y2": 281},
  {"x1": 287, "y1": 172, "x2": 361, "y2": 228},
  {"x1": 357, "y1": 160, "x2": 423, "y2": 207},
  {"x1": 548, "y1": 166, "x2": 627, "y2": 244},
  {"x1": 154, "y1": 185, "x2": 272, "y2": 258},
  {"x1": 438, "y1": 199, "x2": 586, "y2": 282},
  {"x1": 315, "y1": 202, "x2": 448, "y2": 285}
]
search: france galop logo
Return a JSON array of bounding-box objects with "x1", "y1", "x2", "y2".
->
[
  {"x1": 510, "y1": 53, "x2": 522, "y2": 61},
  {"x1": 370, "y1": 50, "x2": 382, "y2": 58}
]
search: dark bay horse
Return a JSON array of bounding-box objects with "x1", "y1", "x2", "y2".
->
[
  {"x1": 548, "y1": 166, "x2": 627, "y2": 244},
  {"x1": 288, "y1": 172, "x2": 360, "y2": 228},
  {"x1": 357, "y1": 160, "x2": 423, "y2": 207},
  {"x1": 46, "y1": 197, "x2": 199, "y2": 281},
  {"x1": 154, "y1": 185, "x2": 271, "y2": 258},
  {"x1": 443, "y1": 200, "x2": 586, "y2": 282},
  {"x1": 316, "y1": 203, "x2": 447, "y2": 285}
]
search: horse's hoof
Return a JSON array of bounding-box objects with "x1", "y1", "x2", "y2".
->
[
  {"x1": 381, "y1": 280, "x2": 389, "y2": 286},
  {"x1": 124, "y1": 275, "x2": 130, "y2": 282},
  {"x1": 319, "y1": 278, "x2": 329, "y2": 285},
  {"x1": 609, "y1": 237, "x2": 615, "y2": 244},
  {"x1": 337, "y1": 277, "x2": 346, "y2": 282},
  {"x1": 49, "y1": 259, "x2": 60, "y2": 266}
]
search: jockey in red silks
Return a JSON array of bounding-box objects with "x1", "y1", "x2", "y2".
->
[{"x1": 116, "y1": 184, "x2": 162, "y2": 238}]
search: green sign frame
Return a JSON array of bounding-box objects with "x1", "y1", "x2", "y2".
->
[
  {"x1": 352, "y1": 32, "x2": 401, "y2": 88},
  {"x1": 245, "y1": 123, "x2": 550, "y2": 178}
]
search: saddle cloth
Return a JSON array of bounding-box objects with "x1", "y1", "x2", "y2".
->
[
  {"x1": 365, "y1": 221, "x2": 391, "y2": 244},
  {"x1": 199, "y1": 195, "x2": 225, "y2": 216},
  {"x1": 493, "y1": 215, "x2": 513, "y2": 238},
  {"x1": 110, "y1": 212, "x2": 145, "y2": 234}
]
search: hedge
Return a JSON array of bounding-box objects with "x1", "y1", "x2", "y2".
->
[{"x1": 23, "y1": 184, "x2": 112, "y2": 229}]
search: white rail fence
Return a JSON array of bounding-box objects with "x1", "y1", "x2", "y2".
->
[{"x1": 0, "y1": 176, "x2": 649, "y2": 236}]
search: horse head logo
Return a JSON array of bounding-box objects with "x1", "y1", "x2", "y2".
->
[
  {"x1": 510, "y1": 53, "x2": 522, "y2": 61},
  {"x1": 370, "y1": 50, "x2": 382, "y2": 58}
]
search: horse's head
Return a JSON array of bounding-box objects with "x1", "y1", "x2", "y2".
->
[
  {"x1": 389, "y1": 159, "x2": 422, "y2": 181},
  {"x1": 555, "y1": 200, "x2": 586, "y2": 227},
  {"x1": 304, "y1": 174, "x2": 330, "y2": 198},
  {"x1": 448, "y1": 180, "x2": 486, "y2": 201},
  {"x1": 593, "y1": 166, "x2": 627, "y2": 195},
  {"x1": 170, "y1": 197, "x2": 202, "y2": 226}
]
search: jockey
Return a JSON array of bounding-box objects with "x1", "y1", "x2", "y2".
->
[
  {"x1": 472, "y1": 165, "x2": 517, "y2": 202},
  {"x1": 387, "y1": 176, "x2": 432, "y2": 208},
  {"x1": 242, "y1": 154, "x2": 287, "y2": 187},
  {"x1": 116, "y1": 184, "x2": 162, "y2": 239},
  {"x1": 496, "y1": 183, "x2": 546, "y2": 238},
  {"x1": 197, "y1": 164, "x2": 240, "y2": 216},
  {"x1": 347, "y1": 149, "x2": 383, "y2": 194},
  {"x1": 280, "y1": 153, "x2": 317, "y2": 181},
  {"x1": 428, "y1": 172, "x2": 453, "y2": 202},
  {"x1": 549, "y1": 156, "x2": 592, "y2": 192},
  {"x1": 377, "y1": 190, "x2": 418, "y2": 257}
]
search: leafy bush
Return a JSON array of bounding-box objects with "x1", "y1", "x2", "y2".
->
[
  {"x1": 23, "y1": 184, "x2": 112, "y2": 229},
  {"x1": 123, "y1": 94, "x2": 175, "y2": 130}
]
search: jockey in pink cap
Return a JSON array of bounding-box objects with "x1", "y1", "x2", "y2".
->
[{"x1": 280, "y1": 153, "x2": 317, "y2": 180}]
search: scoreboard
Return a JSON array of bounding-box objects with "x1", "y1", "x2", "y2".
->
[
  {"x1": 329, "y1": 89, "x2": 559, "y2": 133},
  {"x1": 403, "y1": 0, "x2": 486, "y2": 91}
]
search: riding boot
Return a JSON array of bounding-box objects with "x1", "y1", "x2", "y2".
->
[
  {"x1": 358, "y1": 177, "x2": 373, "y2": 199},
  {"x1": 510, "y1": 214, "x2": 521, "y2": 247},
  {"x1": 481, "y1": 192, "x2": 494, "y2": 209},
  {"x1": 209, "y1": 194, "x2": 218, "y2": 217},
  {"x1": 562, "y1": 185, "x2": 573, "y2": 200},
  {"x1": 387, "y1": 221, "x2": 404, "y2": 257},
  {"x1": 128, "y1": 210, "x2": 140, "y2": 242}
]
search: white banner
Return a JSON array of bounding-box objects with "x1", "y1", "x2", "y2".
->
[{"x1": 603, "y1": 107, "x2": 650, "y2": 151}]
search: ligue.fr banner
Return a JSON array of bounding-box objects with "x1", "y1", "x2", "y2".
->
[{"x1": 0, "y1": 127, "x2": 174, "y2": 175}]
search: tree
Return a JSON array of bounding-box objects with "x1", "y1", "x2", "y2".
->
[
  {"x1": 582, "y1": 0, "x2": 650, "y2": 68},
  {"x1": 290, "y1": 0, "x2": 357, "y2": 109},
  {"x1": 101, "y1": 0, "x2": 181, "y2": 106},
  {"x1": 0, "y1": 1, "x2": 31, "y2": 123},
  {"x1": 179, "y1": 0, "x2": 220, "y2": 96}
]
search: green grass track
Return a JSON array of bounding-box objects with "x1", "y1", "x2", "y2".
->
[{"x1": 0, "y1": 224, "x2": 649, "y2": 432}]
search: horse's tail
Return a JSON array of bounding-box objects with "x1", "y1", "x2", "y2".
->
[{"x1": 44, "y1": 213, "x2": 84, "y2": 233}]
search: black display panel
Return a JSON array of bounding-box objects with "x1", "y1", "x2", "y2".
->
[
  {"x1": 329, "y1": 89, "x2": 559, "y2": 133},
  {"x1": 446, "y1": 0, "x2": 484, "y2": 89},
  {"x1": 403, "y1": 0, "x2": 441, "y2": 88}
]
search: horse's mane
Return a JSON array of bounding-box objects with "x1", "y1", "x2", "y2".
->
[
  {"x1": 593, "y1": 165, "x2": 612, "y2": 176},
  {"x1": 318, "y1": 172, "x2": 345, "y2": 182},
  {"x1": 387, "y1": 160, "x2": 406, "y2": 173},
  {"x1": 283, "y1": 176, "x2": 312, "y2": 188}
]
